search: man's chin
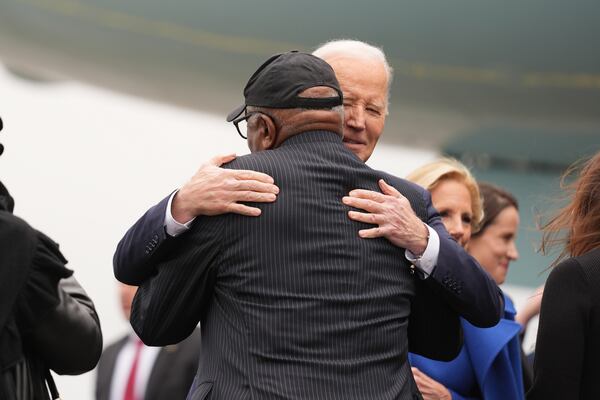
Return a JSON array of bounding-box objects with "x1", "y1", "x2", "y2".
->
[{"x1": 343, "y1": 141, "x2": 365, "y2": 156}]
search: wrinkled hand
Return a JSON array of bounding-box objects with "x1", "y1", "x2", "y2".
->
[
  {"x1": 412, "y1": 367, "x2": 452, "y2": 400},
  {"x1": 172, "y1": 154, "x2": 279, "y2": 222},
  {"x1": 342, "y1": 179, "x2": 429, "y2": 255}
]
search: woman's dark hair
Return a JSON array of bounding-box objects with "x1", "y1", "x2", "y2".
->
[
  {"x1": 472, "y1": 182, "x2": 519, "y2": 238},
  {"x1": 540, "y1": 152, "x2": 600, "y2": 265}
]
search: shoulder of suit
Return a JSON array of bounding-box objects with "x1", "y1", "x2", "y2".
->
[
  {"x1": 220, "y1": 150, "x2": 276, "y2": 172},
  {"x1": 547, "y1": 255, "x2": 596, "y2": 300},
  {"x1": 572, "y1": 247, "x2": 600, "y2": 286},
  {"x1": 573, "y1": 247, "x2": 600, "y2": 269},
  {"x1": 377, "y1": 172, "x2": 426, "y2": 197},
  {"x1": 375, "y1": 172, "x2": 429, "y2": 218}
]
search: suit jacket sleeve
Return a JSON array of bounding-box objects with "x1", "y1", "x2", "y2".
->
[
  {"x1": 422, "y1": 189, "x2": 503, "y2": 328},
  {"x1": 130, "y1": 216, "x2": 224, "y2": 346},
  {"x1": 408, "y1": 278, "x2": 463, "y2": 361},
  {"x1": 114, "y1": 193, "x2": 176, "y2": 285}
]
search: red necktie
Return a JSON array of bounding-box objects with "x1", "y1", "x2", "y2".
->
[{"x1": 124, "y1": 339, "x2": 144, "y2": 400}]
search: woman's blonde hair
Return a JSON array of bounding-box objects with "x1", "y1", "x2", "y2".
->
[{"x1": 406, "y1": 157, "x2": 483, "y2": 231}]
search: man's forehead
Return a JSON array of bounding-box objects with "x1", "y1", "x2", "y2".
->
[
  {"x1": 323, "y1": 56, "x2": 387, "y2": 86},
  {"x1": 322, "y1": 53, "x2": 385, "y2": 70}
]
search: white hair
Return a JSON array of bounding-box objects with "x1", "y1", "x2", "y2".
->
[{"x1": 312, "y1": 39, "x2": 394, "y2": 95}]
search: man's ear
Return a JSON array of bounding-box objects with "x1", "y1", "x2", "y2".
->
[{"x1": 255, "y1": 114, "x2": 278, "y2": 150}]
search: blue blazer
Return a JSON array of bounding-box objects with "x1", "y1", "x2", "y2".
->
[{"x1": 410, "y1": 294, "x2": 524, "y2": 400}]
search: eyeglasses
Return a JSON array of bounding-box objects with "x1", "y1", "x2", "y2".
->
[
  {"x1": 231, "y1": 112, "x2": 259, "y2": 139},
  {"x1": 231, "y1": 111, "x2": 278, "y2": 140}
]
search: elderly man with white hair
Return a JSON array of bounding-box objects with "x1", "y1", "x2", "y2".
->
[{"x1": 114, "y1": 39, "x2": 503, "y2": 390}]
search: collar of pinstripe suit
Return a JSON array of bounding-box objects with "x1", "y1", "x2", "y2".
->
[{"x1": 279, "y1": 130, "x2": 343, "y2": 148}]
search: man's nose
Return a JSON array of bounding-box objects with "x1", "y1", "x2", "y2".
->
[{"x1": 345, "y1": 105, "x2": 366, "y2": 130}]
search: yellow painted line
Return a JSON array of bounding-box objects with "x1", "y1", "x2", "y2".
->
[
  {"x1": 13, "y1": 0, "x2": 600, "y2": 90},
  {"x1": 18, "y1": 0, "x2": 303, "y2": 55},
  {"x1": 523, "y1": 72, "x2": 600, "y2": 90},
  {"x1": 393, "y1": 61, "x2": 510, "y2": 86}
]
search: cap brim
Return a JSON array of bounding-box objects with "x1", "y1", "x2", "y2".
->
[{"x1": 226, "y1": 104, "x2": 246, "y2": 122}]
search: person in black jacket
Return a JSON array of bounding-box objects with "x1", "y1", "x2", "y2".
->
[
  {"x1": 528, "y1": 151, "x2": 600, "y2": 399},
  {"x1": 0, "y1": 116, "x2": 102, "y2": 399}
]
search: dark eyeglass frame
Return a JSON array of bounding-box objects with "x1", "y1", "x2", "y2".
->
[
  {"x1": 231, "y1": 111, "x2": 278, "y2": 139},
  {"x1": 231, "y1": 112, "x2": 259, "y2": 139}
]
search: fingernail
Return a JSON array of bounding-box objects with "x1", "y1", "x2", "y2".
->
[
  {"x1": 342, "y1": 196, "x2": 350, "y2": 203},
  {"x1": 273, "y1": 186, "x2": 279, "y2": 194}
]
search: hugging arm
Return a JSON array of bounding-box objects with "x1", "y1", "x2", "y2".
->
[
  {"x1": 130, "y1": 218, "x2": 224, "y2": 346},
  {"x1": 114, "y1": 156, "x2": 278, "y2": 286}
]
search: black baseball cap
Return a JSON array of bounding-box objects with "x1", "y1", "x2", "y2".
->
[{"x1": 226, "y1": 51, "x2": 343, "y2": 122}]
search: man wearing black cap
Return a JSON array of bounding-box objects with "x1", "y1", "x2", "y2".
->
[{"x1": 127, "y1": 52, "x2": 438, "y2": 399}]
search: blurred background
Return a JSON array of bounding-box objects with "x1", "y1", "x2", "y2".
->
[{"x1": 0, "y1": 0, "x2": 599, "y2": 398}]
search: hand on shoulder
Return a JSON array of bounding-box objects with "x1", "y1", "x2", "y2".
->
[{"x1": 171, "y1": 154, "x2": 279, "y2": 222}]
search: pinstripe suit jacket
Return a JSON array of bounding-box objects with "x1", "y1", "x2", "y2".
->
[{"x1": 129, "y1": 131, "x2": 501, "y2": 400}]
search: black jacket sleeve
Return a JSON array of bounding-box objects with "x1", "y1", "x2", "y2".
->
[
  {"x1": 17, "y1": 231, "x2": 103, "y2": 375},
  {"x1": 27, "y1": 276, "x2": 103, "y2": 375}
]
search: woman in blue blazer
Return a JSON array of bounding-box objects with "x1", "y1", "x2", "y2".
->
[{"x1": 407, "y1": 161, "x2": 525, "y2": 400}]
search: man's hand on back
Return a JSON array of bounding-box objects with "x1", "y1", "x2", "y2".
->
[
  {"x1": 171, "y1": 154, "x2": 279, "y2": 223},
  {"x1": 342, "y1": 179, "x2": 429, "y2": 255}
]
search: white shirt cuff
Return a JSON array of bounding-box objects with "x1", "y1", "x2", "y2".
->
[
  {"x1": 405, "y1": 224, "x2": 440, "y2": 278},
  {"x1": 164, "y1": 190, "x2": 195, "y2": 237}
]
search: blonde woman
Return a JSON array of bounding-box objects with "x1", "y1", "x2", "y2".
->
[
  {"x1": 406, "y1": 158, "x2": 483, "y2": 247},
  {"x1": 407, "y1": 159, "x2": 527, "y2": 400}
]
